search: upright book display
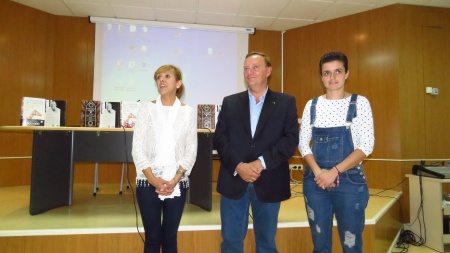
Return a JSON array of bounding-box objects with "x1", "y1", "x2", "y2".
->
[
  {"x1": 81, "y1": 100, "x2": 101, "y2": 127},
  {"x1": 44, "y1": 100, "x2": 66, "y2": 127},
  {"x1": 99, "y1": 101, "x2": 120, "y2": 128},
  {"x1": 197, "y1": 104, "x2": 216, "y2": 129},
  {"x1": 120, "y1": 101, "x2": 140, "y2": 128},
  {"x1": 198, "y1": 104, "x2": 221, "y2": 129},
  {"x1": 21, "y1": 97, "x2": 46, "y2": 126}
]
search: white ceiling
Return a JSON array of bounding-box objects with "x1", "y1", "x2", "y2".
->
[{"x1": 11, "y1": 0, "x2": 450, "y2": 31}]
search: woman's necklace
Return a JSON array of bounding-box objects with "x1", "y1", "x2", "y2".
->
[{"x1": 325, "y1": 91, "x2": 346, "y2": 100}]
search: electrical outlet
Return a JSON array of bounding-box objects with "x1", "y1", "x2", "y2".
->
[{"x1": 289, "y1": 164, "x2": 303, "y2": 170}]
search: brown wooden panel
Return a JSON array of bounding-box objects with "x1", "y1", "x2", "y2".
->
[
  {"x1": 0, "y1": 233, "x2": 143, "y2": 253},
  {"x1": 0, "y1": 159, "x2": 32, "y2": 186},
  {"x1": 356, "y1": 7, "x2": 402, "y2": 159},
  {"x1": 423, "y1": 27, "x2": 450, "y2": 158},
  {"x1": 398, "y1": 24, "x2": 426, "y2": 160},
  {"x1": 283, "y1": 26, "x2": 323, "y2": 111},
  {"x1": 0, "y1": 1, "x2": 53, "y2": 127},
  {"x1": 52, "y1": 16, "x2": 95, "y2": 127},
  {"x1": 0, "y1": 132, "x2": 33, "y2": 156},
  {"x1": 0, "y1": 225, "x2": 384, "y2": 253}
]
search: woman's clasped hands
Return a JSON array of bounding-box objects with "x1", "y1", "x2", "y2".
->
[
  {"x1": 314, "y1": 169, "x2": 338, "y2": 190},
  {"x1": 153, "y1": 177, "x2": 177, "y2": 196}
]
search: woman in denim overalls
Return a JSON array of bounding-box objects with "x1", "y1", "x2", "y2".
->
[{"x1": 299, "y1": 52, "x2": 375, "y2": 253}]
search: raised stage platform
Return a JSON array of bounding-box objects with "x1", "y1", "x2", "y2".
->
[{"x1": 0, "y1": 183, "x2": 402, "y2": 253}]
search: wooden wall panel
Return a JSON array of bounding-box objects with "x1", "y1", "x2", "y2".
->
[
  {"x1": 0, "y1": 224, "x2": 383, "y2": 253},
  {"x1": 0, "y1": 233, "x2": 144, "y2": 253},
  {"x1": 398, "y1": 25, "x2": 425, "y2": 159},
  {"x1": 283, "y1": 26, "x2": 320, "y2": 112},
  {"x1": 0, "y1": 1, "x2": 55, "y2": 186},
  {"x1": 394, "y1": 5, "x2": 450, "y2": 163},
  {"x1": 0, "y1": 159, "x2": 32, "y2": 186},
  {"x1": 356, "y1": 7, "x2": 401, "y2": 159},
  {"x1": 422, "y1": 27, "x2": 450, "y2": 158},
  {"x1": 52, "y1": 16, "x2": 95, "y2": 127}
]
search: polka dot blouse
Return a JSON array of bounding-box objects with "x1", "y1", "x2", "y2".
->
[{"x1": 299, "y1": 94, "x2": 375, "y2": 157}]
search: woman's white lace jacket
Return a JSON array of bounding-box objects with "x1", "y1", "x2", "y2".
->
[{"x1": 132, "y1": 101, "x2": 198, "y2": 185}]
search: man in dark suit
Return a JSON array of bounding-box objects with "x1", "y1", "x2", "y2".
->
[{"x1": 213, "y1": 52, "x2": 299, "y2": 253}]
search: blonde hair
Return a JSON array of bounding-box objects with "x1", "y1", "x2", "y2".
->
[{"x1": 153, "y1": 65, "x2": 185, "y2": 99}]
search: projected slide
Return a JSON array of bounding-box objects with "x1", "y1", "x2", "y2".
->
[{"x1": 93, "y1": 23, "x2": 249, "y2": 106}]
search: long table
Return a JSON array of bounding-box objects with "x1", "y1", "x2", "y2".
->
[{"x1": 0, "y1": 126, "x2": 213, "y2": 215}]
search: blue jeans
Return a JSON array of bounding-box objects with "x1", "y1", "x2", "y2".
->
[
  {"x1": 220, "y1": 183, "x2": 280, "y2": 253},
  {"x1": 303, "y1": 167, "x2": 369, "y2": 253},
  {"x1": 136, "y1": 180, "x2": 187, "y2": 253}
]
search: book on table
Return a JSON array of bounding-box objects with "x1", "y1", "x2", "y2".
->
[
  {"x1": 120, "y1": 101, "x2": 140, "y2": 128},
  {"x1": 44, "y1": 100, "x2": 66, "y2": 127},
  {"x1": 21, "y1": 97, "x2": 46, "y2": 126},
  {"x1": 99, "y1": 101, "x2": 120, "y2": 128},
  {"x1": 197, "y1": 104, "x2": 216, "y2": 129},
  {"x1": 81, "y1": 100, "x2": 101, "y2": 127}
]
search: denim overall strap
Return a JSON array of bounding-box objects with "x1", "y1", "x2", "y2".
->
[
  {"x1": 346, "y1": 94, "x2": 358, "y2": 123},
  {"x1": 310, "y1": 97, "x2": 319, "y2": 125}
]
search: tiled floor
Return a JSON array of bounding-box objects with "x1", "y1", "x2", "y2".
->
[{"x1": 0, "y1": 182, "x2": 437, "y2": 252}]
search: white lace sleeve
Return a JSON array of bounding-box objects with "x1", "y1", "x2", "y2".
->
[{"x1": 132, "y1": 102, "x2": 155, "y2": 174}]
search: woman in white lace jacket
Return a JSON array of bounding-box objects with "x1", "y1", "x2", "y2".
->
[{"x1": 132, "y1": 64, "x2": 197, "y2": 253}]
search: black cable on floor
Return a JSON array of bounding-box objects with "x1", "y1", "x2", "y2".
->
[
  {"x1": 122, "y1": 126, "x2": 145, "y2": 244},
  {"x1": 392, "y1": 174, "x2": 426, "y2": 253},
  {"x1": 392, "y1": 228, "x2": 426, "y2": 253}
]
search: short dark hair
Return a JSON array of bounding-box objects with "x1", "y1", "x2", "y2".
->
[
  {"x1": 245, "y1": 51, "x2": 272, "y2": 67},
  {"x1": 319, "y1": 52, "x2": 348, "y2": 75}
]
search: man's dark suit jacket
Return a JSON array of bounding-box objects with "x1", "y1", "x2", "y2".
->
[{"x1": 213, "y1": 89, "x2": 299, "y2": 203}]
